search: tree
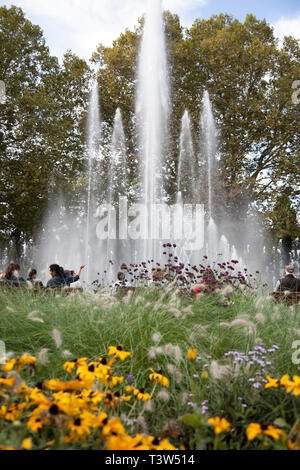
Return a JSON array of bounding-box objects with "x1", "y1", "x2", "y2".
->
[{"x1": 0, "y1": 6, "x2": 91, "y2": 258}]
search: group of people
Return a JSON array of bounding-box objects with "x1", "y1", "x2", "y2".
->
[
  {"x1": 0, "y1": 261, "x2": 299, "y2": 293},
  {"x1": 0, "y1": 263, "x2": 86, "y2": 289}
]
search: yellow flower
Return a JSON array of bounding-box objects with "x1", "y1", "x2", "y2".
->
[
  {"x1": 201, "y1": 371, "x2": 208, "y2": 380},
  {"x1": 102, "y1": 417, "x2": 125, "y2": 437},
  {"x1": 129, "y1": 386, "x2": 151, "y2": 402},
  {"x1": 2, "y1": 358, "x2": 16, "y2": 372},
  {"x1": 246, "y1": 423, "x2": 286, "y2": 441},
  {"x1": 280, "y1": 374, "x2": 294, "y2": 393},
  {"x1": 4, "y1": 403, "x2": 27, "y2": 422},
  {"x1": 142, "y1": 436, "x2": 176, "y2": 450},
  {"x1": 22, "y1": 438, "x2": 32, "y2": 450},
  {"x1": 264, "y1": 425, "x2": 286, "y2": 441},
  {"x1": 17, "y1": 354, "x2": 36, "y2": 371},
  {"x1": 65, "y1": 417, "x2": 91, "y2": 442},
  {"x1": 288, "y1": 439, "x2": 300, "y2": 450},
  {"x1": 63, "y1": 361, "x2": 77, "y2": 373},
  {"x1": 280, "y1": 374, "x2": 300, "y2": 395},
  {"x1": 108, "y1": 345, "x2": 131, "y2": 361},
  {"x1": 154, "y1": 438, "x2": 176, "y2": 450},
  {"x1": 108, "y1": 375, "x2": 124, "y2": 388},
  {"x1": 264, "y1": 376, "x2": 279, "y2": 389},
  {"x1": 207, "y1": 417, "x2": 231, "y2": 435},
  {"x1": 187, "y1": 349, "x2": 197, "y2": 361},
  {"x1": 106, "y1": 433, "x2": 149, "y2": 450},
  {"x1": 246, "y1": 423, "x2": 262, "y2": 441},
  {"x1": 0, "y1": 377, "x2": 15, "y2": 388},
  {"x1": 45, "y1": 379, "x2": 85, "y2": 392},
  {"x1": 27, "y1": 414, "x2": 47, "y2": 433},
  {"x1": 291, "y1": 376, "x2": 300, "y2": 396},
  {"x1": 149, "y1": 369, "x2": 169, "y2": 388}
]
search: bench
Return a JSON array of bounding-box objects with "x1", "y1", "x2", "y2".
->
[{"x1": 271, "y1": 292, "x2": 300, "y2": 305}]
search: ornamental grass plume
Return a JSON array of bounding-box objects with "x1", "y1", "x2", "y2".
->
[
  {"x1": 230, "y1": 318, "x2": 256, "y2": 335},
  {"x1": 168, "y1": 307, "x2": 182, "y2": 318},
  {"x1": 220, "y1": 285, "x2": 233, "y2": 297},
  {"x1": 166, "y1": 364, "x2": 175, "y2": 375},
  {"x1": 181, "y1": 392, "x2": 189, "y2": 405},
  {"x1": 61, "y1": 350, "x2": 73, "y2": 359},
  {"x1": 151, "y1": 332, "x2": 161, "y2": 343},
  {"x1": 255, "y1": 296, "x2": 266, "y2": 309},
  {"x1": 28, "y1": 317, "x2": 44, "y2": 323},
  {"x1": 157, "y1": 390, "x2": 170, "y2": 402},
  {"x1": 144, "y1": 400, "x2": 154, "y2": 412},
  {"x1": 38, "y1": 349, "x2": 49, "y2": 365},
  {"x1": 210, "y1": 361, "x2": 231, "y2": 380},
  {"x1": 52, "y1": 329, "x2": 62, "y2": 349},
  {"x1": 164, "y1": 344, "x2": 182, "y2": 362},
  {"x1": 255, "y1": 313, "x2": 266, "y2": 324},
  {"x1": 147, "y1": 346, "x2": 163, "y2": 360},
  {"x1": 175, "y1": 370, "x2": 183, "y2": 384}
]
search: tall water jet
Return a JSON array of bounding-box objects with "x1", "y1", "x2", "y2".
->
[
  {"x1": 200, "y1": 91, "x2": 216, "y2": 219},
  {"x1": 177, "y1": 110, "x2": 195, "y2": 203},
  {"x1": 136, "y1": 0, "x2": 169, "y2": 260},
  {"x1": 106, "y1": 108, "x2": 128, "y2": 282},
  {"x1": 85, "y1": 78, "x2": 101, "y2": 282},
  {"x1": 109, "y1": 108, "x2": 127, "y2": 202}
]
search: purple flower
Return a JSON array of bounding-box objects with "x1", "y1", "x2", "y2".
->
[{"x1": 253, "y1": 382, "x2": 262, "y2": 389}]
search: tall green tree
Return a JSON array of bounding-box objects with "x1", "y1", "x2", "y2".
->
[{"x1": 0, "y1": 6, "x2": 91, "y2": 258}]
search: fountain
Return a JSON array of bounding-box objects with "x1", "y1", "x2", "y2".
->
[{"x1": 26, "y1": 0, "x2": 298, "y2": 289}]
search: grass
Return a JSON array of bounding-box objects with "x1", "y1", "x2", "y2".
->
[{"x1": 0, "y1": 285, "x2": 299, "y2": 449}]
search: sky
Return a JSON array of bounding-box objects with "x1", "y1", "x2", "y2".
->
[{"x1": 0, "y1": 0, "x2": 299, "y2": 62}]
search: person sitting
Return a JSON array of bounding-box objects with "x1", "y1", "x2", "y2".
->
[
  {"x1": 0, "y1": 263, "x2": 25, "y2": 287},
  {"x1": 276, "y1": 265, "x2": 300, "y2": 292},
  {"x1": 151, "y1": 268, "x2": 167, "y2": 285},
  {"x1": 61, "y1": 264, "x2": 86, "y2": 287},
  {"x1": 27, "y1": 268, "x2": 43, "y2": 288},
  {"x1": 113, "y1": 272, "x2": 130, "y2": 291},
  {"x1": 46, "y1": 264, "x2": 66, "y2": 289},
  {"x1": 193, "y1": 268, "x2": 216, "y2": 298}
]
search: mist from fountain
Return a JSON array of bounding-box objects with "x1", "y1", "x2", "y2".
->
[{"x1": 177, "y1": 110, "x2": 196, "y2": 203}]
